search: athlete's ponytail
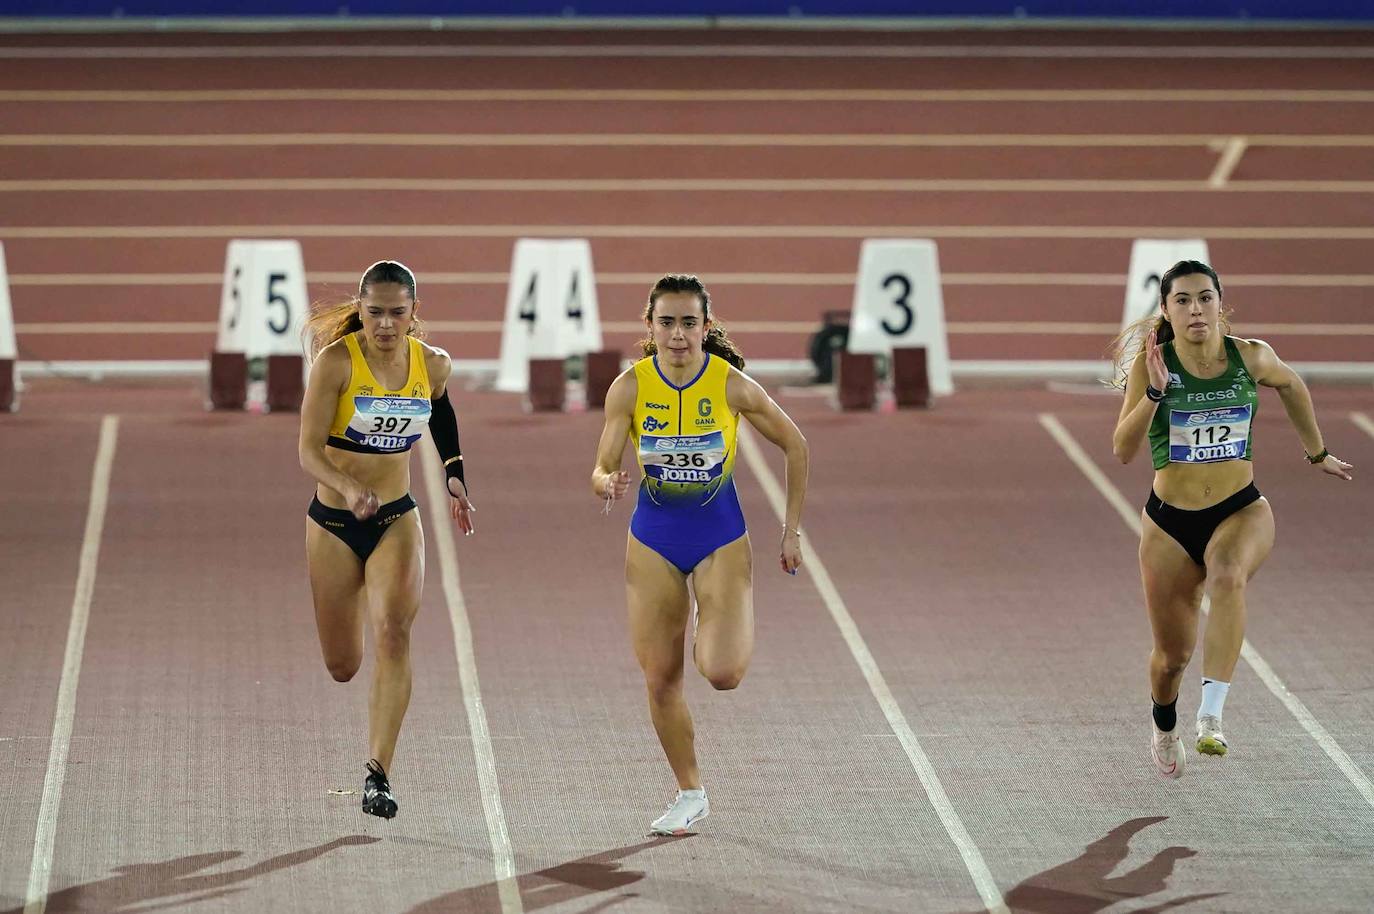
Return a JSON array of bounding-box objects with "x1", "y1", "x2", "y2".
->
[{"x1": 639, "y1": 274, "x2": 745, "y2": 370}]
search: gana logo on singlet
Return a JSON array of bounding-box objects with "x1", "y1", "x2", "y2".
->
[
  {"x1": 344, "y1": 396, "x2": 430, "y2": 452},
  {"x1": 640, "y1": 432, "x2": 727, "y2": 487},
  {"x1": 1168, "y1": 404, "x2": 1252, "y2": 464}
]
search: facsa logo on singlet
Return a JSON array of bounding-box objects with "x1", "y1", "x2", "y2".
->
[
  {"x1": 643, "y1": 416, "x2": 669, "y2": 432},
  {"x1": 646, "y1": 401, "x2": 670, "y2": 410},
  {"x1": 1186, "y1": 390, "x2": 1239, "y2": 403}
]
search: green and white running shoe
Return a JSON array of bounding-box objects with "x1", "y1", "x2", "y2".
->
[{"x1": 1196, "y1": 715, "x2": 1228, "y2": 757}]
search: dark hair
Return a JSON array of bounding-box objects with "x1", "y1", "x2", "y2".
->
[
  {"x1": 304, "y1": 260, "x2": 425, "y2": 358},
  {"x1": 639, "y1": 274, "x2": 745, "y2": 370},
  {"x1": 359, "y1": 259, "x2": 418, "y2": 300},
  {"x1": 1107, "y1": 259, "x2": 1229, "y2": 388}
]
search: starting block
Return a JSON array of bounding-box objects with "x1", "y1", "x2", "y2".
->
[
  {"x1": 527, "y1": 358, "x2": 566, "y2": 412},
  {"x1": 846, "y1": 239, "x2": 953, "y2": 400},
  {"x1": 208, "y1": 351, "x2": 247, "y2": 410},
  {"x1": 836, "y1": 352, "x2": 877, "y2": 411},
  {"x1": 584, "y1": 349, "x2": 622, "y2": 409},
  {"x1": 495, "y1": 239, "x2": 603, "y2": 401},
  {"x1": 0, "y1": 243, "x2": 15, "y2": 411},
  {"x1": 212, "y1": 240, "x2": 309, "y2": 411},
  {"x1": 266, "y1": 353, "x2": 305, "y2": 412},
  {"x1": 892, "y1": 346, "x2": 931, "y2": 408}
]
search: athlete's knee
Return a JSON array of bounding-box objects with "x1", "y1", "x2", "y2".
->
[
  {"x1": 1206, "y1": 565, "x2": 1248, "y2": 598},
  {"x1": 643, "y1": 669, "x2": 684, "y2": 705},
  {"x1": 373, "y1": 615, "x2": 414, "y2": 660},
  {"x1": 705, "y1": 666, "x2": 746, "y2": 691},
  {"x1": 326, "y1": 654, "x2": 362, "y2": 682},
  {"x1": 1151, "y1": 645, "x2": 1192, "y2": 679}
]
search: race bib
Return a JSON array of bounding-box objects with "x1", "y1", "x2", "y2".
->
[
  {"x1": 639, "y1": 432, "x2": 727, "y2": 485},
  {"x1": 344, "y1": 396, "x2": 430, "y2": 453},
  {"x1": 1168, "y1": 404, "x2": 1251, "y2": 464}
]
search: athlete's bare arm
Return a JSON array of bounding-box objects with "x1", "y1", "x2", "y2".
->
[{"x1": 592, "y1": 368, "x2": 638, "y2": 502}]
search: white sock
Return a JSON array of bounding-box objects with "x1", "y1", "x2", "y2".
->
[
  {"x1": 679, "y1": 787, "x2": 706, "y2": 798},
  {"x1": 1199, "y1": 678, "x2": 1231, "y2": 719}
]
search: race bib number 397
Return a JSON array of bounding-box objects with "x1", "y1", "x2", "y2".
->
[
  {"x1": 345, "y1": 396, "x2": 430, "y2": 452},
  {"x1": 1168, "y1": 404, "x2": 1252, "y2": 464}
]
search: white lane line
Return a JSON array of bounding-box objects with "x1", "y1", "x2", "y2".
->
[
  {"x1": 4, "y1": 88, "x2": 1374, "y2": 102},
  {"x1": 1352, "y1": 412, "x2": 1374, "y2": 440},
  {"x1": 24, "y1": 414, "x2": 119, "y2": 914},
  {"x1": 5, "y1": 177, "x2": 1374, "y2": 193},
  {"x1": 4, "y1": 132, "x2": 1374, "y2": 148},
  {"x1": 13, "y1": 272, "x2": 1374, "y2": 290},
  {"x1": 18, "y1": 320, "x2": 1374, "y2": 337},
  {"x1": 1038, "y1": 412, "x2": 1374, "y2": 812},
  {"x1": 6, "y1": 224, "x2": 1374, "y2": 241},
  {"x1": 4, "y1": 44, "x2": 1374, "y2": 60},
  {"x1": 1209, "y1": 136, "x2": 1249, "y2": 188},
  {"x1": 737, "y1": 424, "x2": 1008, "y2": 914},
  {"x1": 420, "y1": 443, "x2": 522, "y2": 914}
]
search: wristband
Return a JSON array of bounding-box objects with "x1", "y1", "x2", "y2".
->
[
  {"x1": 445, "y1": 455, "x2": 467, "y2": 490},
  {"x1": 1305, "y1": 448, "x2": 1329, "y2": 465},
  {"x1": 1144, "y1": 385, "x2": 1166, "y2": 402}
]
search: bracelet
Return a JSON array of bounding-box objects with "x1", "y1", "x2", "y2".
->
[
  {"x1": 1305, "y1": 448, "x2": 1329, "y2": 464},
  {"x1": 782, "y1": 525, "x2": 802, "y2": 537},
  {"x1": 1144, "y1": 385, "x2": 1166, "y2": 402}
]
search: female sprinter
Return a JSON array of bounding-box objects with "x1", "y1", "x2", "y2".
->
[
  {"x1": 1111, "y1": 259, "x2": 1352, "y2": 779},
  {"x1": 299, "y1": 260, "x2": 475, "y2": 818},
  {"x1": 591, "y1": 274, "x2": 809, "y2": 835}
]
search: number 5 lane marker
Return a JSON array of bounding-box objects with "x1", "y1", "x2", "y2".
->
[
  {"x1": 738, "y1": 424, "x2": 1009, "y2": 914},
  {"x1": 1038, "y1": 413, "x2": 1374, "y2": 812},
  {"x1": 25, "y1": 415, "x2": 119, "y2": 914}
]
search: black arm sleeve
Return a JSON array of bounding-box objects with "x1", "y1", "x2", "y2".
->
[{"x1": 429, "y1": 391, "x2": 466, "y2": 492}]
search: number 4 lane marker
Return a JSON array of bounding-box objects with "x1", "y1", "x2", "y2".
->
[
  {"x1": 738, "y1": 424, "x2": 1009, "y2": 914},
  {"x1": 1039, "y1": 413, "x2": 1374, "y2": 812}
]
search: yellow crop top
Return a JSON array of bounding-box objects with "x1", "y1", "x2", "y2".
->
[{"x1": 327, "y1": 333, "x2": 432, "y2": 455}]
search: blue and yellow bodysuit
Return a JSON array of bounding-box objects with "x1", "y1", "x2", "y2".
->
[{"x1": 629, "y1": 353, "x2": 747, "y2": 574}]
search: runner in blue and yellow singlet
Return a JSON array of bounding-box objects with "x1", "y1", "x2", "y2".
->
[
  {"x1": 592, "y1": 274, "x2": 809, "y2": 836},
  {"x1": 298, "y1": 261, "x2": 475, "y2": 819},
  {"x1": 1112, "y1": 260, "x2": 1352, "y2": 780}
]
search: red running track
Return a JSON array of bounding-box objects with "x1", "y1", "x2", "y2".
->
[{"x1": 1, "y1": 374, "x2": 1372, "y2": 912}]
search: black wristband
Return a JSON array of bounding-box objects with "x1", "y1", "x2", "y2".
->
[
  {"x1": 1145, "y1": 384, "x2": 1166, "y2": 402},
  {"x1": 1305, "y1": 448, "x2": 1329, "y2": 464}
]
